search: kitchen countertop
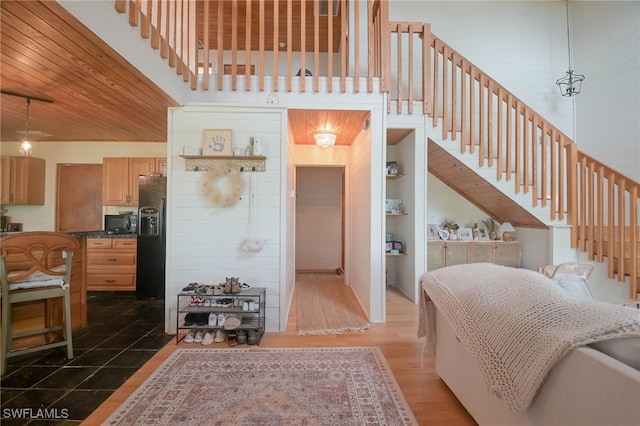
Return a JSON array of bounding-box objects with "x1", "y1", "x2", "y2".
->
[
  {"x1": 1, "y1": 231, "x2": 137, "y2": 239},
  {"x1": 69, "y1": 231, "x2": 137, "y2": 238}
]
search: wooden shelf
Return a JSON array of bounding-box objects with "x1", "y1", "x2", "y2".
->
[
  {"x1": 179, "y1": 155, "x2": 266, "y2": 172},
  {"x1": 386, "y1": 252, "x2": 408, "y2": 256},
  {"x1": 386, "y1": 212, "x2": 408, "y2": 216},
  {"x1": 386, "y1": 173, "x2": 405, "y2": 180}
]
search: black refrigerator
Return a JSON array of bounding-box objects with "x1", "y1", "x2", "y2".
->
[{"x1": 136, "y1": 175, "x2": 166, "y2": 299}]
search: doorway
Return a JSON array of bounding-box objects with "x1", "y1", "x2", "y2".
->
[
  {"x1": 56, "y1": 163, "x2": 102, "y2": 232},
  {"x1": 295, "y1": 166, "x2": 345, "y2": 273}
]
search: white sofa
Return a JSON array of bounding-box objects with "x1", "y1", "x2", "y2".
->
[{"x1": 419, "y1": 264, "x2": 640, "y2": 426}]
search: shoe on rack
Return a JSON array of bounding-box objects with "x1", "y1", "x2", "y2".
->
[
  {"x1": 236, "y1": 330, "x2": 248, "y2": 345},
  {"x1": 194, "y1": 329, "x2": 205, "y2": 343},
  {"x1": 195, "y1": 313, "x2": 208, "y2": 326},
  {"x1": 204, "y1": 298, "x2": 212, "y2": 307},
  {"x1": 247, "y1": 329, "x2": 260, "y2": 345},
  {"x1": 217, "y1": 313, "x2": 227, "y2": 327},
  {"x1": 214, "y1": 329, "x2": 226, "y2": 343},
  {"x1": 248, "y1": 301, "x2": 257, "y2": 311},
  {"x1": 226, "y1": 330, "x2": 238, "y2": 347},
  {"x1": 224, "y1": 314, "x2": 242, "y2": 330},
  {"x1": 208, "y1": 312, "x2": 218, "y2": 326},
  {"x1": 242, "y1": 301, "x2": 249, "y2": 311},
  {"x1": 184, "y1": 313, "x2": 197, "y2": 326},
  {"x1": 224, "y1": 277, "x2": 232, "y2": 294},
  {"x1": 202, "y1": 331, "x2": 214, "y2": 346},
  {"x1": 184, "y1": 329, "x2": 196, "y2": 343}
]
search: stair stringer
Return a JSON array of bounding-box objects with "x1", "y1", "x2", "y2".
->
[{"x1": 426, "y1": 125, "x2": 560, "y2": 227}]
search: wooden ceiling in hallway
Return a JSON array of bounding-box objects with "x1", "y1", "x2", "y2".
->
[
  {"x1": 428, "y1": 140, "x2": 547, "y2": 229},
  {"x1": 289, "y1": 109, "x2": 370, "y2": 146}
]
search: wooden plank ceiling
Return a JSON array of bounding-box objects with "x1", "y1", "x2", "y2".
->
[
  {"x1": 0, "y1": 1, "x2": 179, "y2": 142},
  {"x1": 428, "y1": 140, "x2": 547, "y2": 229},
  {"x1": 289, "y1": 109, "x2": 370, "y2": 146}
]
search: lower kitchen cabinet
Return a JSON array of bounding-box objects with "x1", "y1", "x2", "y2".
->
[
  {"x1": 427, "y1": 241, "x2": 521, "y2": 270},
  {"x1": 86, "y1": 238, "x2": 137, "y2": 291}
]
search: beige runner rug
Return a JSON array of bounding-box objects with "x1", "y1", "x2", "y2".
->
[{"x1": 296, "y1": 271, "x2": 369, "y2": 335}]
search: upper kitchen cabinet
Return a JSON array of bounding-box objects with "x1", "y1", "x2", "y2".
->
[
  {"x1": 102, "y1": 157, "x2": 165, "y2": 206},
  {"x1": 0, "y1": 156, "x2": 45, "y2": 205}
]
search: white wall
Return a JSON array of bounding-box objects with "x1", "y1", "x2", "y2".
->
[
  {"x1": 572, "y1": 2, "x2": 640, "y2": 181},
  {"x1": 389, "y1": 1, "x2": 574, "y2": 138},
  {"x1": 1, "y1": 141, "x2": 166, "y2": 231},
  {"x1": 349, "y1": 125, "x2": 375, "y2": 320},
  {"x1": 167, "y1": 105, "x2": 286, "y2": 333}
]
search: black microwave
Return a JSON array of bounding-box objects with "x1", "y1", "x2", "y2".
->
[{"x1": 105, "y1": 214, "x2": 137, "y2": 234}]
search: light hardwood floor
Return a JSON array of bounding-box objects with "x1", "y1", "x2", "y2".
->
[{"x1": 82, "y1": 278, "x2": 476, "y2": 425}]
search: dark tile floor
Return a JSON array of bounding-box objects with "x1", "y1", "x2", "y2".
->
[{"x1": 1, "y1": 292, "x2": 173, "y2": 425}]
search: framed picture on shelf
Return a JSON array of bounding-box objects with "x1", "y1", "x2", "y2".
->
[
  {"x1": 458, "y1": 228, "x2": 472, "y2": 241},
  {"x1": 478, "y1": 226, "x2": 490, "y2": 241},
  {"x1": 201, "y1": 129, "x2": 233, "y2": 156},
  {"x1": 385, "y1": 199, "x2": 404, "y2": 214},
  {"x1": 427, "y1": 224, "x2": 439, "y2": 240},
  {"x1": 438, "y1": 229, "x2": 450, "y2": 240}
]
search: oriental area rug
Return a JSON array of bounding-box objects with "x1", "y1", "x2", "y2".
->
[
  {"x1": 296, "y1": 272, "x2": 370, "y2": 335},
  {"x1": 104, "y1": 347, "x2": 417, "y2": 425}
]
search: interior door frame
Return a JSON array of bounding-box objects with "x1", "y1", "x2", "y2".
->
[{"x1": 294, "y1": 165, "x2": 346, "y2": 274}]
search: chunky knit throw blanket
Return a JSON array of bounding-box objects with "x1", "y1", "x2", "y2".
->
[{"x1": 418, "y1": 263, "x2": 640, "y2": 412}]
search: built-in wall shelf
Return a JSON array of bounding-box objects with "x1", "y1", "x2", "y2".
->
[
  {"x1": 179, "y1": 155, "x2": 266, "y2": 172},
  {"x1": 386, "y1": 174, "x2": 405, "y2": 180}
]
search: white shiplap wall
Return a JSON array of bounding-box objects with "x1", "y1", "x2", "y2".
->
[{"x1": 166, "y1": 105, "x2": 286, "y2": 333}]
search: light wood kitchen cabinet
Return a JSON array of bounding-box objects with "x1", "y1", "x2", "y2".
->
[
  {"x1": 102, "y1": 157, "x2": 165, "y2": 206},
  {"x1": 0, "y1": 156, "x2": 45, "y2": 205},
  {"x1": 427, "y1": 241, "x2": 521, "y2": 270},
  {"x1": 86, "y1": 238, "x2": 137, "y2": 291}
]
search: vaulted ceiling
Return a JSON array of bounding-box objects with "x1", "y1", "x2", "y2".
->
[{"x1": 0, "y1": 1, "x2": 179, "y2": 142}]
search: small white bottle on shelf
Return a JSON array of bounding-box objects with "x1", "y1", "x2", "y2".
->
[{"x1": 252, "y1": 137, "x2": 262, "y2": 155}]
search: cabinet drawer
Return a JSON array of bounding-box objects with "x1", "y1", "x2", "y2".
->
[
  {"x1": 113, "y1": 239, "x2": 137, "y2": 250},
  {"x1": 86, "y1": 252, "x2": 136, "y2": 268},
  {"x1": 87, "y1": 238, "x2": 113, "y2": 249},
  {"x1": 86, "y1": 273, "x2": 135, "y2": 291}
]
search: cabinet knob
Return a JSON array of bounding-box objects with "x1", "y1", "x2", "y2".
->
[
  {"x1": 106, "y1": 279, "x2": 115, "y2": 283},
  {"x1": 107, "y1": 258, "x2": 117, "y2": 262}
]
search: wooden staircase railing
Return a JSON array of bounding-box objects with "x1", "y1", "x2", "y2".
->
[
  {"x1": 385, "y1": 22, "x2": 639, "y2": 298},
  {"x1": 112, "y1": 1, "x2": 639, "y2": 298},
  {"x1": 114, "y1": 0, "x2": 387, "y2": 93}
]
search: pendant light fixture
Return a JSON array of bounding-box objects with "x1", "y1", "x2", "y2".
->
[
  {"x1": 314, "y1": 131, "x2": 337, "y2": 148},
  {"x1": 0, "y1": 90, "x2": 54, "y2": 155},
  {"x1": 555, "y1": 0, "x2": 585, "y2": 97},
  {"x1": 20, "y1": 97, "x2": 33, "y2": 156}
]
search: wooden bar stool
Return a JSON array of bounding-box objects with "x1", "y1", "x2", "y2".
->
[{"x1": 1, "y1": 232, "x2": 79, "y2": 375}]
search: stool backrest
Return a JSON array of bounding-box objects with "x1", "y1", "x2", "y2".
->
[{"x1": 0, "y1": 232, "x2": 80, "y2": 285}]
